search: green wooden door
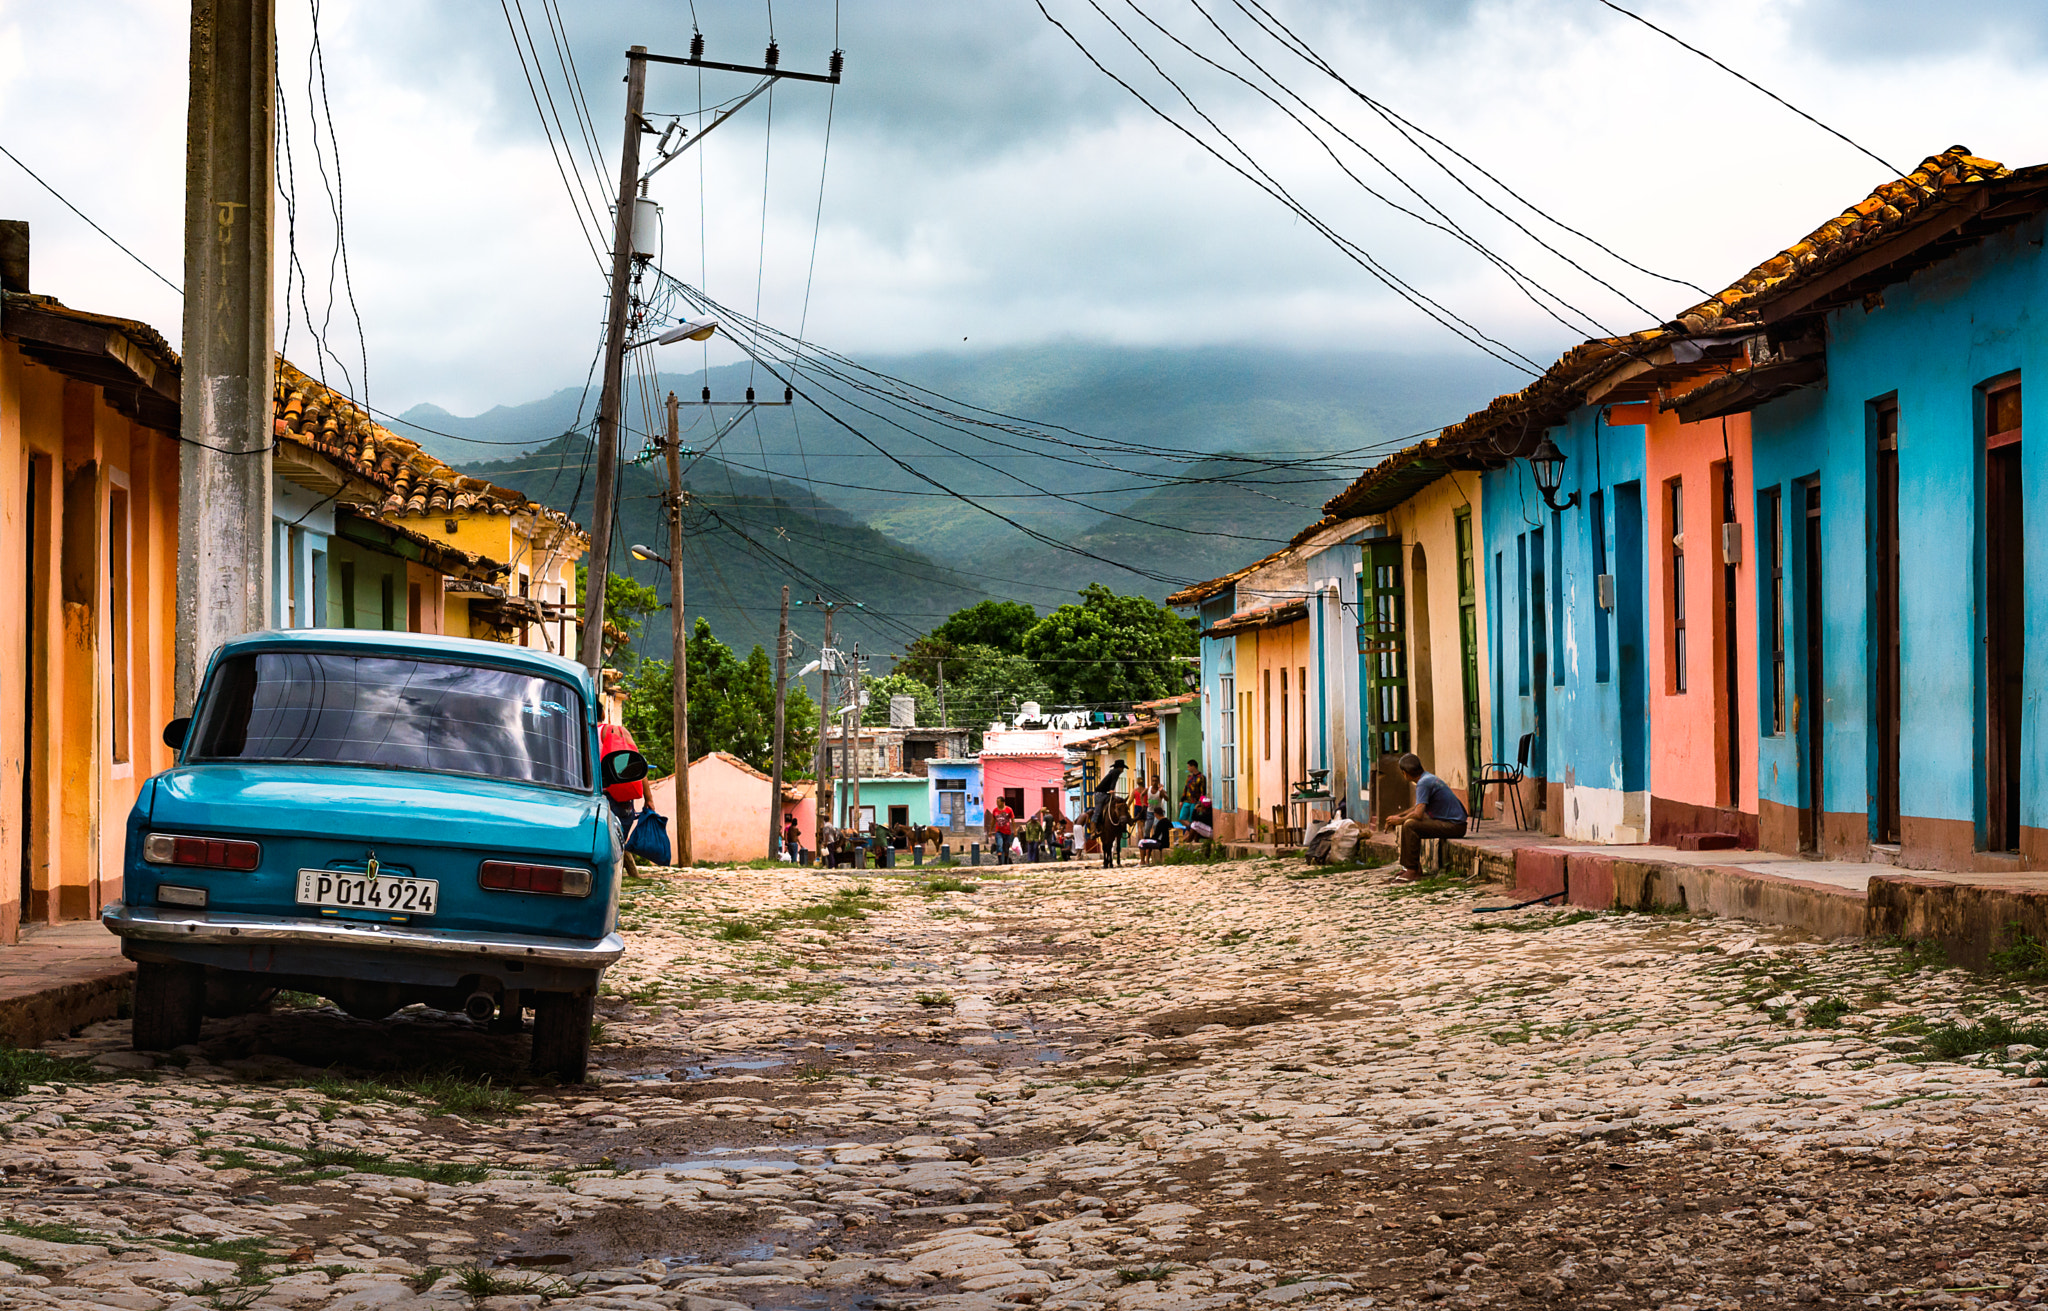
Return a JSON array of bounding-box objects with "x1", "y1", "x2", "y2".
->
[
  {"x1": 1360, "y1": 540, "x2": 1411, "y2": 759},
  {"x1": 1455, "y1": 509, "x2": 1483, "y2": 783}
]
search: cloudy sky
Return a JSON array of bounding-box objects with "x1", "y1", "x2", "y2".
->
[{"x1": 6, "y1": 1, "x2": 2048, "y2": 416}]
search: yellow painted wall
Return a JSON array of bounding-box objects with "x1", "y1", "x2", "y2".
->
[
  {"x1": 1382, "y1": 472, "x2": 1491, "y2": 796},
  {"x1": 0, "y1": 340, "x2": 180, "y2": 939}
]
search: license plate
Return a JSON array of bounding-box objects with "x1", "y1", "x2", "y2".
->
[{"x1": 296, "y1": 870, "x2": 438, "y2": 916}]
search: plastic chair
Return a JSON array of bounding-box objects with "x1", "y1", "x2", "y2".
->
[{"x1": 1474, "y1": 732, "x2": 1534, "y2": 830}]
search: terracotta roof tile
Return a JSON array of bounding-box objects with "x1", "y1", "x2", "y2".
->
[
  {"x1": 273, "y1": 358, "x2": 584, "y2": 537},
  {"x1": 1335, "y1": 147, "x2": 2022, "y2": 486}
]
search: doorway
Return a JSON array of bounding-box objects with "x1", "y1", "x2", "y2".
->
[
  {"x1": 887, "y1": 805, "x2": 909, "y2": 846},
  {"x1": 1986, "y1": 378, "x2": 2024, "y2": 852},
  {"x1": 1040, "y1": 787, "x2": 1062, "y2": 820},
  {"x1": 1802, "y1": 480, "x2": 1825, "y2": 849},
  {"x1": 1719, "y1": 462, "x2": 1742, "y2": 807},
  {"x1": 1455, "y1": 510, "x2": 1482, "y2": 787},
  {"x1": 1872, "y1": 403, "x2": 1901, "y2": 844},
  {"x1": 1410, "y1": 545, "x2": 1436, "y2": 772},
  {"x1": 1614, "y1": 482, "x2": 1648, "y2": 796},
  {"x1": 1001, "y1": 787, "x2": 1025, "y2": 818},
  {"x1": 19, "y1": 457, "x2": 44, "y2": 924},
  {"x1": 1529, "y1": 524, "x2": 1548, "y2": 799}
]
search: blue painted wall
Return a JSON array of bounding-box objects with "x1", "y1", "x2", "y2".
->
[
  {"x1": 1196, "y1": 591, "x2": 1239, "y2": 812},
  {"x1": 1481, "y1": 408, "x2": 1651, "y2": 813},
  {"x1": 1749, "y1": 213, "x2": 2048, "y2": 844},
  {"x1": 1302, "y1": 536, "x2": 1367, "y2": 807}
]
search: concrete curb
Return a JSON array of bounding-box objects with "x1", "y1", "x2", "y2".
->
[
  {"x1": 1358, "y1": 830, "x2": 1867, "y2": 941},
  {"x1": 1865, "y1": 875, "x2": 2048, "y2": 971},
  {"x1": 0, "y1": 966, "x2": 131, "y2": 1048}
]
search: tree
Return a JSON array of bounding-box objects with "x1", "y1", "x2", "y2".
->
[
  {"x1": 938, "y1": 645, "x2": 1056, "y2": 749},
  {"x1": 1020, "y1": 583, "x2": 1198, "y2": 706},
  {"x1": 574, "y1": 563, "x2": 661, "y2": 668},
  {"x1": 931, "y1": 599, "x2": 1037, "y2": 654},
  {"x1": 859, "y1": 671, "x2": 940, "y2": 728},
  {"x1": 621, "y1": 617, "x2": 817, "y2": 777}
]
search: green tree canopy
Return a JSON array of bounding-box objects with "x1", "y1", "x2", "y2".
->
[
  {"x1": 1019, "y1": 583, "x2": 1198, "y2": 706},
  {"x1": 574, "y1": 563, "x2": 662, "y2": 668},
  {"x1": 931, "y1": 599, "x2": 1038, "y2": 654},
  {"x1": 859, "y1": 671, "x2": 940, "y2": 728},
  {"x1": 622, "y1": 616, "x2": 817, "y2": 778}
]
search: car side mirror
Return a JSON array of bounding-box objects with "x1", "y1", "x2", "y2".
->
[
  {"x1": 162, "y1": 717, "x2": 191, "y2": 751},
  {"x1": 601, "y1": 749, "x2": 649, "y2": 786}
]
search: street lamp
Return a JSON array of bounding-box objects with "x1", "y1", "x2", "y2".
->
[
  {"x1": 625, "y1": 315, "x2": 720, "y2": 352},
  {"x1": 1529, "y1": 434, "x2": 1580, "y2": 513},
  {"x1": 630, "y1": 543, "x2": 671, "y2": 569}
]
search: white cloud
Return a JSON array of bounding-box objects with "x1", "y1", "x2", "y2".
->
[{"x1": 6, "y1": 0, "x2": 2048, "y2": 415}]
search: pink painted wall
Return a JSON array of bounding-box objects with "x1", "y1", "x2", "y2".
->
[
  {"x1": 644, "y1": 752, "x2": 812, "y2": 864},
  {"x1": 1639, "y1": 402, "x2": 1759, "y2": 820},
  {"x1": 981, "y1": 754, "x2": 1066, "y2": 819}
]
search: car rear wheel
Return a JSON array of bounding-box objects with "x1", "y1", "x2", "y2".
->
[
  {"x1": 530, "y1": 988, "x2": 594, "y2": 1082},
  {"x1": 132, "y1": 961, "x2": 205, "y2": 1051}
]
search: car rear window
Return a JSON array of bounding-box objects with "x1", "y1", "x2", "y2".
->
[{"x1": 188, "y1": 651, "x2": 588, "y2": 789}]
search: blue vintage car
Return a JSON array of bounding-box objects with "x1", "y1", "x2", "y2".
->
[{"x1": 100, "y1": 629, "x2": 647, "y2": 1081}]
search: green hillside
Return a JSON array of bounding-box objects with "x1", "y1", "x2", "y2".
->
[
  {"x1": 458, "y1": 437, "x2": 991, "y2": 662},
  {"x1": 427, "y1": 345, "x2": 1521, "y2": 645}
]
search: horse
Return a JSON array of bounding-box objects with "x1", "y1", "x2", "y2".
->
[
  {"x1": 1089, "y1": 795, "x2": 1134, "y2": 868},
  {"x1": 889, "y1": 822, "x2": 948, "y2": 856}
]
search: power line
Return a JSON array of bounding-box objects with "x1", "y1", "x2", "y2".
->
[
  {"x1": 0, "y1": 144, "x2": 180, "y2": 296},
  {"x1": 1034, "y1": 0, "x2": 1544, "y2": 375},
  {"x1": 1589, "y1": 0, "x2": 1901, "y2": 176}
]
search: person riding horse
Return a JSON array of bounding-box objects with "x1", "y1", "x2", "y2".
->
[{"x1": 1088, "y1": 759, "x2": 1132, "y2": 867}]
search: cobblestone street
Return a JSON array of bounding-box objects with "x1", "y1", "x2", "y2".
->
[{"x1": 5, "y1": 858, "x2": 2048, "y2": 1311}]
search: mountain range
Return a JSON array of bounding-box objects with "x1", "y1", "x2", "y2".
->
[{"x1": 417, "y1": 344, "x2": 1523, "y2": 664}]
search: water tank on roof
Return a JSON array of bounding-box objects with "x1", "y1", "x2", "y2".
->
[
  {"x1": 889, "y1": 694, "x2": 917, "y2": 728},
  {"x1": 1019, "y1": 701, "x2": 1041, "y2": 721}
]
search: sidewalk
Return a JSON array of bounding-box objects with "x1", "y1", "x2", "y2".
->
[
  {"x1": 1358, "y1": 820, "x2": 2048, "y2": 970},
  {"x1": 0, "y1": 920, "x2": 132, "y2": 1047}
]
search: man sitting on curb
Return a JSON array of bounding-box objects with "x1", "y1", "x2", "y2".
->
[{"x1": 1378, "y1": 752, "x2": 1468, "y2": 880}]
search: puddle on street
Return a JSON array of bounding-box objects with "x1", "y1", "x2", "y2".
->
[
  {"x1": 666, "y1": 1056, "x2": 788, "y2": 1080},
  {"x1": 656, "y1": 1158, "x2": 805, "y2": 1172}
]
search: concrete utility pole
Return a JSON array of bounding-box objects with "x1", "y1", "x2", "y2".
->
[
  {"x1": 578, "y1": 46, "x2": 649, "y2": 677},
  {"x1": 848, "y1": 642, "x2": 863, "y2": 851},
  {"x1": 177, "y1": 0, "x2": 276, "y2": 712},
  {"x1": 769, "y1": 586, "x2": 790, "y2": 860},
  {"x1": 661, "y1": 390, "x2": 691, "y2": 864},
  {"x1": 813, "y1": 599, "x2": 837, "y2": 861}
]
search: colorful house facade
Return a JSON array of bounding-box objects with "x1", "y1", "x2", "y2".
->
[{"x1": 0, "y1": 265, "x2": 182, "y2": 937}]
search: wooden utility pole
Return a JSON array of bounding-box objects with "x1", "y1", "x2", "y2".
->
[
  {"x1": 578, "y1": 46, "x2": 649, "y2": 676},
  {"x1": 813, "y1": 599, "x2": 837, "y2": 860},
  {"x1": 662, "y1": 390, "x2": 691, "y2": 865},
  {"x1": 177, "y1": 0, "x2": 276, "y2": 711},
  {"x1": 768, "y1": 585, "x2": 790, "y2": 860}
]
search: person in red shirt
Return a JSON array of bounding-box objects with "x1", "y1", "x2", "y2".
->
[
  {"x1": 988, "y1": 798, "x2": 1016, "y2": 866},
  {"x1": 600, "y1": 723, "x2": 646, "y2": 873}
]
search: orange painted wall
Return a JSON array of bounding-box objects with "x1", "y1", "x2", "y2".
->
[
  {"x1": 644, "y1": 752, "x2": 814, "y2": 865},
  {"x1": 1642, "y1": 405, "x2": 1759, "y2": 820},
  {"x1": 0, "y1": 340, "x2": 180, "y2": 939}
]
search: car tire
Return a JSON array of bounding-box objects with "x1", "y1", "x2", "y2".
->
[
  {"x1": 530, "y1": 988, "x2": 594, "y2": 1082},
  {"x1": 133, "y1": 961, "x2": 205, "y2": 1051}
]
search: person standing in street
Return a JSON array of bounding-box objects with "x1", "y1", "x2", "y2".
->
[
  {"x1": 1021, "y1": 811, "x2": 1044, "y2": 863},
  {"x1": 988, "y1": 796, "x2": 1016, "y2": 866},
  {"x1": 1180, "y1": 759, "x2": 1207, "y2": 824},
  {"x1": 1379, "y1": 753, "x2": 1469, "y2": 880}
]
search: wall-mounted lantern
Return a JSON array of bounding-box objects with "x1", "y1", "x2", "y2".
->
[{"x1": 1529, "y1": 434, "x2": 1581, "y2": 513}]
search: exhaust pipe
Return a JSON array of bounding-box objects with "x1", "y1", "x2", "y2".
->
[{"x1": 463, "y1": 991, "x2": 498, "y2": 1024}]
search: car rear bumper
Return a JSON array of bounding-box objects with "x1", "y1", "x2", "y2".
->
[{"x1": 101, "y1": 902, "x2": 623, "y2": 991}]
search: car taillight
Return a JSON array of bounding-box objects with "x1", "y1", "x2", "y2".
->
[
  {"x1": 479, "y1": 861, "x2": 593, "y2": 898},
  {"x1": 142, "y1": 833, "x2": 261, "y2": 871}
]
